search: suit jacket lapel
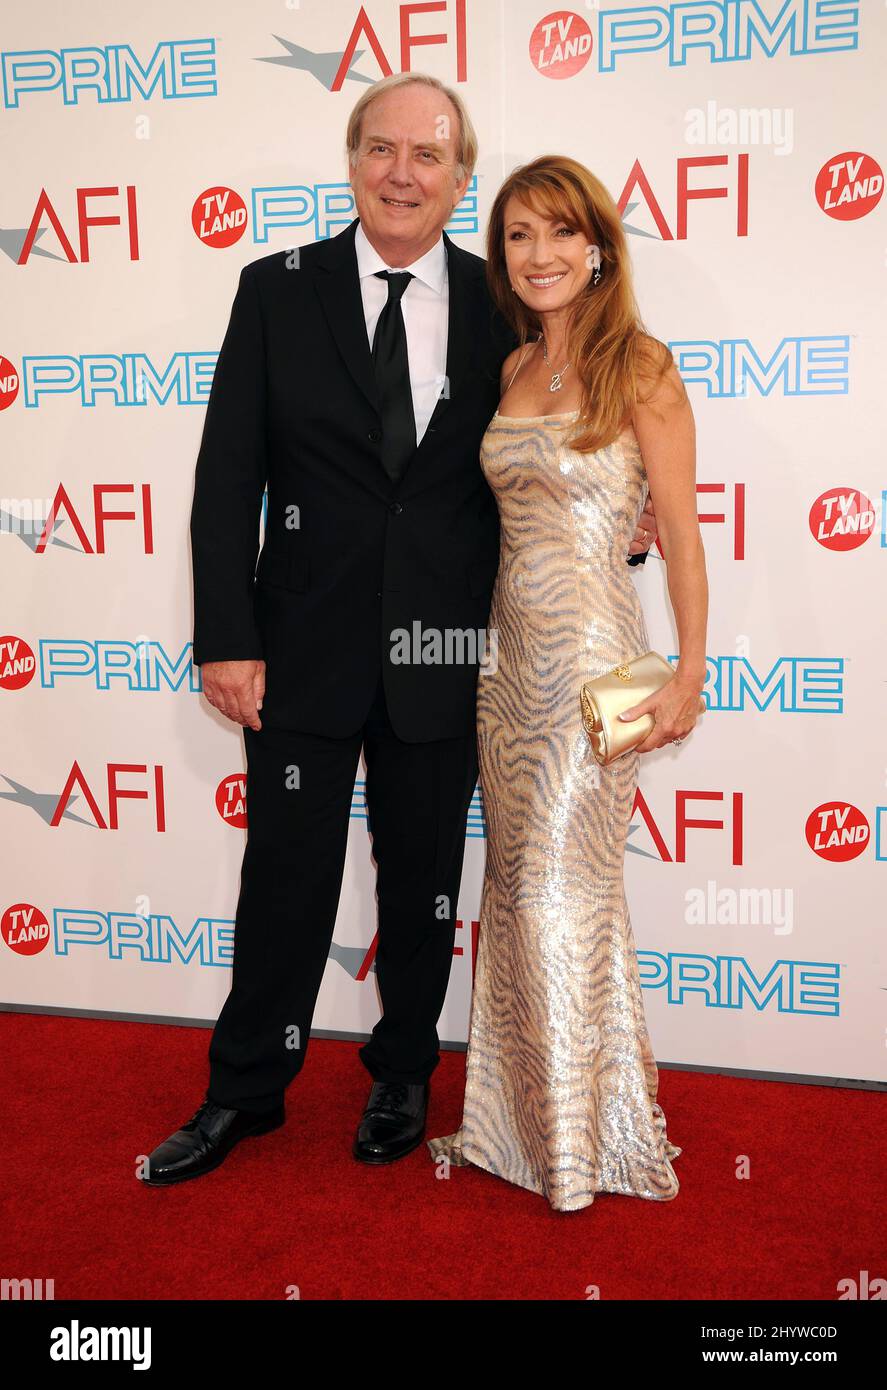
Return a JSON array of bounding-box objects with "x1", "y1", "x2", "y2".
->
[
  {"x1": 312, "y1": 218, "x2": 380, "y2": 419},
  {"x1": 421, "y1": 228, "x2": 480, "y2": 443}
]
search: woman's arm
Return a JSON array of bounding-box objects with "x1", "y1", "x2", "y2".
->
[{"x1": 619, "y1": 354, "x2": 709, "y2": 752}]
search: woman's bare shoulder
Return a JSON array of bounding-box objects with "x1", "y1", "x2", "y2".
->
[
  {"x1": 635, "y1": 333, "x2": 687, "y2": 408},
  {"x1": 499, "y1": 343, "x2": 527, "y2": 393},
  {"x1": 501, "y1": 344, "x2": 523, "y2": 373}
]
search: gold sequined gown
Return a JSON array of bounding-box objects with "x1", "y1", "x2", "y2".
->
[{"x1": 428, "y1": 408, "x2": 681, "y2": 1212}]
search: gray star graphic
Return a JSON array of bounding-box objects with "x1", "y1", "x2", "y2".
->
[
  {"x1": 0, "y1": 226, "x2": 66, "y2": 263},
  {"x1": 256, "y1": 35, "x2": 375, "y2": 87},
  {"x1": 327, "y1": 940, "x2": 377, "y2": 978},
  {"x1": 625, "y1": 821, "x2": 662, "y2": 861},
  {"x1": 0, "y1": 775, "x2": 97, "y2": 827},
  {"x1": 0, "y1": 508, "x2": 82, "y2": 553},
  {"x1": 621, "y1": 200, "x2": 661, "y2": 241}
]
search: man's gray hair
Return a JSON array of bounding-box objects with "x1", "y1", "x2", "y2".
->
[{"x1": 345, "y1": 72, "x2": 478, "y2": 184}]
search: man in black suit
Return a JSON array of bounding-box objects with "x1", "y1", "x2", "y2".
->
[{"x1": 141, "y1": 73, "x2": 657, "y2": 1185}]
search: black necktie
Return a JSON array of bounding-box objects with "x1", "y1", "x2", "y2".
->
[{"x1": 371, "y1": 269, "x2": 416, "y2": 484}]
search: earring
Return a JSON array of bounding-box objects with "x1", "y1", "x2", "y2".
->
[{"x1": 588, "y1": 244, "x2": 603, "y2": 287}]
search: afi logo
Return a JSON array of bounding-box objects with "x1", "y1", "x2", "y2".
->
[
  {"x1": 36, "y1": 484, "x2": 154, "y2": 553},
  {"x1": 17, "y1": 187, "x2": 139, "y2": 263},
  {"x1": 632, "y1": 790, "x2": 744, "y2": 865},
  {"x1": 49, "y1": 762, "x2": 167, "y2": 830},
  {"x1": 263, "y1": 0, "x2": 469, "y2": 89},
  {"x1": 619, "y1": 156, "x2": 749, "y2": 240}
]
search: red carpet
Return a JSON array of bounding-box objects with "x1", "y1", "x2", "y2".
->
[{"x1": 2, "y1": 1013, "x2": 884, "y2": 1301}]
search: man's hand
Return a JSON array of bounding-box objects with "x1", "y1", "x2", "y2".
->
[
  {"x1": 628, "y1": 495, "x2": 658, "y2": 557},
  {"x1": 201, "y1": 659, "x2": 266, "y2": 730}
]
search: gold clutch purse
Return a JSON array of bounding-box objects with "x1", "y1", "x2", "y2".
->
[{"x1": 580, "y1": 650, "x2": 687, "y2": 765}]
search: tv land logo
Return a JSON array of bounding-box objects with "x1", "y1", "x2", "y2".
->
[
  {"x1": 0, "y1": 336, "x2": 853, "y2": 411},
  {"x1": 0, "y1": 354, "x2": 19, "y2": 409},
  {"x1": 529, "y1": 2, "x2": 859, "y2": 78},
  {"x1": 217, "y1": 775, "x2": 247, "y2": 829},
  {"x1": 815, "y1": 153, "x2": 883, "y2": 222},
  {"x1": 0, "y1": 637, "x2": 34, "y2": 688},
  {"x1": 809, "y1": 489, "x2": 878, "y2": 550},
  {"x1": 3, "y1": 904, "x2": 50, "y2": 955},
  {"x1": 530, "y1": 11, "x2": 594, "y2": 78},
  {"x1": 0, "y1": 900, "x2": 841, "y2": 1014},
  {"x1": 193, "y1": 188, "x2": 248, "y2": 249},
  {"x1": 806, "y1": 803, "x2": 870, "y2": 862}
]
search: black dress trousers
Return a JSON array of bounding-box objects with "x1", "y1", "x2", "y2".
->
[{"x1": 206, "y1": 670, "x2": 479, "y2": 1113}]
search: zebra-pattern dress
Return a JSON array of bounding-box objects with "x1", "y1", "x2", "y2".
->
[{"x1": 427, "y1": 408, "x2": 681, "y2": 1212}]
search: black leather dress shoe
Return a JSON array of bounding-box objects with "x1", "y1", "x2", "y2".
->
[
  {"x1": 353, "y1": 1080, "x2": 429, "y2": 1164},
  {"x1": 139, "y1": 1100, "x2": 285, "y2": 1186}
]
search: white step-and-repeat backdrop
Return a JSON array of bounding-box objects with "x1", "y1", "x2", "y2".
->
[{"x1": 3, "y1": 1, "x2": 884, "y2": 1084}]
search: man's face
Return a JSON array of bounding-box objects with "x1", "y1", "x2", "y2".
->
[{"x1": 349, "y1": 85, "x2": 471, "y2": 263}]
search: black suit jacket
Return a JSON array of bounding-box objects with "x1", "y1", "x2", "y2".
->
[{"x1": 189, "y1": 216, "x2": 648, "y2": 741}]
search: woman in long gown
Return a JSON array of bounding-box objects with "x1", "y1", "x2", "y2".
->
[{"x1": 428, "y1": 156, "x2": 708, "y2": 1212}]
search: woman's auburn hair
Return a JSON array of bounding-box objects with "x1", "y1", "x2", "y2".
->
[{"x1": 486, "y1": 154, "x2": 678, "y2": 453}]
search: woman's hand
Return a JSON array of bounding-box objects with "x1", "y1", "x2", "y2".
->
[
  {"x1": 617, "y1": 675, "x2": 705, "y2": 753},
  {"x1": 628, "y1": 495, "x2": 657, "y2": 556}
]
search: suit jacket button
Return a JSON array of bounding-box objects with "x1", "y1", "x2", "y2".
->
[
  {"x1": 368, "y1": 428, "x2": 382, "y2": 443},
  {"x1": 389, "y1": 500, "x2": 403, "y2": 515}
]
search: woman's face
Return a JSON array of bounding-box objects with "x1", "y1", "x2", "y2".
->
[{"x1": 502, "y1": 195, "x2": 596, "y2": 315}]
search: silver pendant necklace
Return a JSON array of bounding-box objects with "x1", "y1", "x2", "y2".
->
[{"x1": 540, "y1": 333, "x2": 571, "y2": 392}]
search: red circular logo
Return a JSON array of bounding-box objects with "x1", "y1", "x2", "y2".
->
[
  {"x1": 192, "y1": 187, "x2": 248, "y2": 248},
  {"x1": 530, "y1": 11, "x2": 593, "y2": 79},
  {"x1": 2, "y1": 903, "x2": 51, "y2": 956},
  {"x1": 815, "y1": 152, "x2": 883, "y2": 221},
  {"x1": 805, "y1": 802, "x2": 870, "y2": 861},
  {"x1": 216, "y1": 774, "x2": 247, "y2": 828},
  {"x1": 0, "y1": 356, "x2": 20, "y2": 409},
  {"x1": 808, "y1": 488, "x2": 875, "y2": 551},
  {"x1": 0, "y1": 636, "x2": 36, "y2": 689}
]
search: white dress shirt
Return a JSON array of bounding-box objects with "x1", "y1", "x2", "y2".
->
[{"x1": 354, "y1": 220, "x2": 449, "y2": 445}]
